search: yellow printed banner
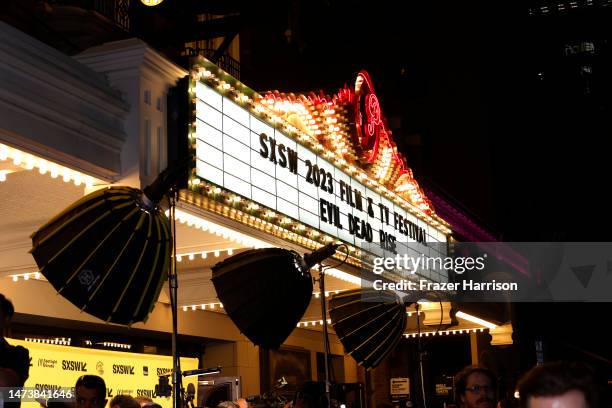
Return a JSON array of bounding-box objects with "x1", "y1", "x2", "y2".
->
[{"x1": 7, "y1": 339, "x2": 198, "y2": 408}]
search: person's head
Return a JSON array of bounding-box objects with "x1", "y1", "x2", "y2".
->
[
  {"x1": 75, "y1": 375, "x2": 107, "y2": 408},
  {"x1": 0, "y1": 367, "x2": 21, "y2": 387},
  {"x1": 235, "y1": 398, "x2": 248, "y2": 408},
  {"x1": 455, "y1": 366, "x2": 497, "y2": 408},
  {"x1": 517, "y1": 361, "x2": 597, "y2": 408},
  {"x1": 109, "y1": 395, "x2": 140, "y2": 408},
  {"x1": 134, "y1": 396, "x2": 153, "y2": 408},
  {"x1": 0, "y1": 294, "x2": 15, "y2": 336},
  {"x1": 216, "y1": 402, "x2": 239, "y2": 408}
]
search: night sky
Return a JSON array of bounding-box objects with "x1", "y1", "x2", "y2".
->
[{"x1": 238, "y1": 0, "x2": 612, "y2": 241}]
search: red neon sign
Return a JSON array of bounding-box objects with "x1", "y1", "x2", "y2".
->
[{"x1": 354, "y1": 71, "x2": 385, "y2": 163}]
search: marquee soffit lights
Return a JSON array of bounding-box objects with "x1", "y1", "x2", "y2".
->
[
  {"x1": 0, "y1": 143, "x2": 100, "y2": 187},
  {"x1": 180, "y1": 290, "x2": 354, "y2": 313},
  {"x1": 403, "y1": 327, "x2": 489, "y2": 338},
  {"x1": 179, "y1": 189, "x2": 363, "y2": 268},
  {"x1": 188, "y1": 60, "x2": 451, "y2": 233}
]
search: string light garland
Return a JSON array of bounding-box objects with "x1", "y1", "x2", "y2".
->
[
  {"x1": 25, "y1": 337, "x2": 71, "y2": 346},
  {"x1": 181, "y1": 302, "x2": 224, "y2": 312},
  {"x1": 97, "y1": 342, "x2": 132, "y2": 350},
  {"x1": 297, "y1": 319, "x2": 332, "y2": 328},
  {"x1": 175, "y1": 248, "x2": 237, "y2": 262},
  {"x1": 403, "y1": 327, "x2": 488, "y2": 338}
]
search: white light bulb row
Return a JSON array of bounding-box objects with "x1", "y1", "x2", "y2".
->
[
  {"x1": 0, "y1": 143, "x2": 96, "y2": 187},
  {"x1": 406, "y1": 310, "x2": 423, "y2": 317},
  {"x1": 403, "y1": 327, "x2": 487, "y2": 338},
  {"x1": 98, "y1": 342, "x2": 131, "y2": 350},
  {"x1": 171, "y1": 208, "x2": 272, "y2": 249},
  {"x1": 182, "y1": 302, "x2": 224, "y2": 312},
  {"x1": 10, "y1": 272, "x2": 42, "y2": 282},
  {"x1": 297, "y1": 319, "x2": 332, "y2": 328},
  {"x1": 324, "y1": 268, "x2": 362, "y2": 285},
  {"x1": 176, "y1": 248, "x2": 235, "y2": 262},
  {"x1": 25, "y1": 337, "x2": 71, "y2": 346}
]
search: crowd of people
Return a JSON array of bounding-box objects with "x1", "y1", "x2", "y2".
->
[{"x1": 1, "y1": 294, "x2": 603, "y2": 408}]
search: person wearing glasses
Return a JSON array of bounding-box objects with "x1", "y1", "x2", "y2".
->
[
  {"x1": 454, "y1": 366, "x2": 497, "y2": 408},
  {"x1": 74, "y1": 375, "x2": 108, "y2": 408}
]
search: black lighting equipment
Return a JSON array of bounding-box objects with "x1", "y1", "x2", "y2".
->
[
  {"x1": 183, "y1": 366, "x2": 222, "y2": 378},
  {"x1": 30, "y1": 158, "x2": 190, "y2": 325},
  {"x1": 156, "y1": 366, "x2": 222, "y2": 404},
  {"x1": 211, "y1": 247, "x2": 316, "y2": 349},
  {"x1": 31, "y1": 157, "x2": 192, "y2": 408},
  {"x1": 212, "y1": 243, "x2": 343, "y2": 407},
  {"x1": 328, "y1": 289, "x2": 407, "y2": 370}
]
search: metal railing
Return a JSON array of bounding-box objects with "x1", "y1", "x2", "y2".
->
[
  {"x1": 182, "y1": 47, "x2": 241, "y2": 79},
  {"x1": 54, "y1": 0, "x2": 130, "y2": 32}
]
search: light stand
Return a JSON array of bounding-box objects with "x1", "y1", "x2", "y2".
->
[
  {"x1": 168, "y1": 188, "x2": 182, "y2": 408},
  {"x1": 316, "y1": 265, "x2": 332, "y2": 408},
  {"x1": 304, "y1": 243, "x2": 343, "y2": 408}
]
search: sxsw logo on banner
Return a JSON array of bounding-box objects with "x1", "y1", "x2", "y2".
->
[
  {"x1": 157, "y1": 368, "x2": 172, "y2": 376},
  {"x1": 113, "y1": 364, "x2": 135, "y2": 375},
  {"x1": 62, "y1": 360, "x2": 87, "y2": 372}
]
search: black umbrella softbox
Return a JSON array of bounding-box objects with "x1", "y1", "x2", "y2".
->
[
  {"x1": 329, "y1": 289, "x2": 407, "y2": 369},
  {"x1": 212, "y1": 248, "x2": 313, "y2": 349}
]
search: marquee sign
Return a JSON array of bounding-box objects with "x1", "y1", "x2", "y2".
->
[{"x1": 192, "y1": 73, "x2": 448, "y2": 253}]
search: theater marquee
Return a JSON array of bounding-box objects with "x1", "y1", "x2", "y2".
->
[{"x1": 189, "y1": 62, "x2": 450, "y2": 257}]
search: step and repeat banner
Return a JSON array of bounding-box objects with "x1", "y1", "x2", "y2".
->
[{"x1": 7, "y1": 339, "x2": 198, "y2": 408}]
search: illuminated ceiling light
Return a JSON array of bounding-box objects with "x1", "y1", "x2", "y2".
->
[
  {"x1": 325, "y1": 268, "x2": 361, "y2": 285},
  {"x1": 24, "y1": 156, "x2": 35, "y2": 170},
  {"x1": 140, "y1": 0, "x2": 164, "y2": 5},
  {"x1": 12, "y1": 275, "x2": 18, "y2": 282},
  {"x1": 455, "y1": 311, "x2": 497, "y2": 329},
  {"x1": 12, "y1": 151, "x2": 22, "y2": 165},
  {"x1": 0, "y1": 172, "x2": 6, "y2": 182}
]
